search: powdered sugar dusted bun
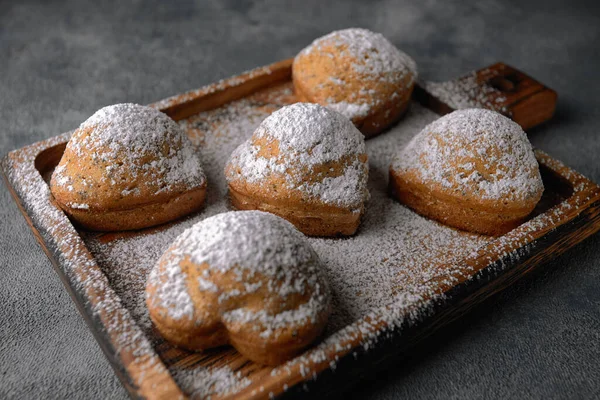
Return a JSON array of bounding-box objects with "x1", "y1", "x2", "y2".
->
[
  {"x1": 145, "y1": 210, "x2": 331, "y2": 366},
  {"x1": 293, "y1": 28, "x2": 417, "y2": 138},
  {"x1": 225, "y1": 103, "x2": 369, "y2": 236},
  {"x1": 390, "y1": 108, "x2": 544, "y2": 236},
  {"x1": 50, "y1": 103, "x2": 207, "y2": 231}
]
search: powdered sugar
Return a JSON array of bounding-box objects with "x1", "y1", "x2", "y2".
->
[
  {"x1": 2, "y1": 133, "x2": 178, "y2": 395},
  {"x1": 146, "y1": 210, "x2": 330, "y2": 337},
  {"x1": 297, "y1": 28, "x2": 417, "y2": 121},
  {"x1": 393, "y1": 108, "x2": 544, "y2": 201},
  {"x1": 68, "y1": 202, "x2": 89, "y2": 210},
  {"x1": 226, "y1": 103, "x2": 369, "y2": 209},
  {"x1": 147, "y1": 260, "x2": 194, "y2": 321},
  {"x1": 171, "y1": 211, "x2": 315, "y2": 274},
  {"x1": 256, "y1": 103, "x2": 364, "y2": 166},
  {"x1": 300, "y1": 28, "x2": 417, "y2": 82},
  {"x1": 170, "y1": 365, "x2": 251, "y2": 400},
  {"x1": 422, "y1": 72, "x2": 508, "y2": 113},
  {"x1": 326, "y1": 101, "x2": 371, "y2": 119},
  {"x1": 53, "y1": 103, "x2": 206, "y2": 202}
]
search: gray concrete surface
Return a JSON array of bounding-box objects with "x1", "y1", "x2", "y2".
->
[{"x1": 1, "y1": 0, "x2": 600, "y2": 398}]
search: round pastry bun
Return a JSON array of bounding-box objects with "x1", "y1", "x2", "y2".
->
[
  {"x1": 145, "y1": 210, "x2": 331, "y2": 365},
  {"x1": 50, "y1": 103, "x2": 207, "y2": 231},
  {"x1": 390, "y1": 109, "x2": 544, "y2": 236},
  {"x1": 225, "y1": 103, "x2": 369, "y2": 237},
  {"x1": 293, "y1": 28, "x2": 417, "y2": 138}
]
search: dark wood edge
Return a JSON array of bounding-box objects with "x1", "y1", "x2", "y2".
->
[
  {"x1": 282, "y1": 197, "x2": 600, "y2": 398},
  {"x1": 414, "y1": 62, "x2": 558, "y2": 131},
  {"x1": 152, "y1": 58, "x2": 294, "y2": 121},
  {"x1": 0, "y1": 154, "x2": 184, "y2": 400},
  {"x1": 0, "y1": 59, "x2": 299, "y2": 400},
  {"x1": 413, "y1": 84, "x2": 450, "y2": 114},
  {"x1": 0, "y1": 159, "x2": 139, "y2": 397},
  {"x1": 492, "y1": 62, "x2": 558, "y2": 130}
]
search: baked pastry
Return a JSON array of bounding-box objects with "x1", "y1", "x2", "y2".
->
[
  {"x1": 50, "y1": 103, "x2": 207, "y2": 231},
  {"x1": 145, "y1": 210, "x2": 331, "y2": 366},
  {"x1": 225, "y1": 102, "x2": 369, "y2": 237},
  {"x1": 293, "y1": 28, "x2": 417, "y2": 138},
  {"x1": 389, "y1": 109, "x2": 544, "y2": 236}
]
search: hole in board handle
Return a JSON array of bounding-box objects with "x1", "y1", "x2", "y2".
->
[{"x1": 488, "y1": 73, "x2": 519, "y2": 93}]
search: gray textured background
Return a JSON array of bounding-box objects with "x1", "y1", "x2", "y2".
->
[{"x1": 2, "y1": 0, "x2": 600, "y2": 398}]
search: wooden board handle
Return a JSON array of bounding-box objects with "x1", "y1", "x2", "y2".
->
[{"x1": 414, "y1": 62, "x2": 557, "y2": 130}]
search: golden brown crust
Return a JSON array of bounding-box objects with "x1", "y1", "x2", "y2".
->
[
  {"x1": 225, "y1": 103, "x2": 369, "y2": 237},
  {"x1": 226, "y1": 310, "x2": 329, "y2": 366},
  {"x1": 49, "y1": 104, "x2": 207, "y2": 231},
  {"x1": 292, "y1": 29, "x2": 416, "y2": 138},
  {"x1": 146, "y1": 258, "x2": 229, "y2": 351},
  {"x1": 389, "y1": 109, "x2": 543, "y2": 236},
  {"x1": 228, "y1": 183, "x2": 361, "y2": 237},
  {"x1": 145, "y1": 212, "x2": 331, "y2": 366},
  {"x1": 294, "y1": 69, "x2": 414, "y2": 138},
  {"x1": 52, "y1": 184, "x2": 207, "y2": 232},
  {"x1": 389, "y1": 167, "x2": 535, "y2": 236}
]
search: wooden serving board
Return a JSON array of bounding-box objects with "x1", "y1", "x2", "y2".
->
[{"x1": 3, "y1": 58, "x2": 600, "y2": 400}]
